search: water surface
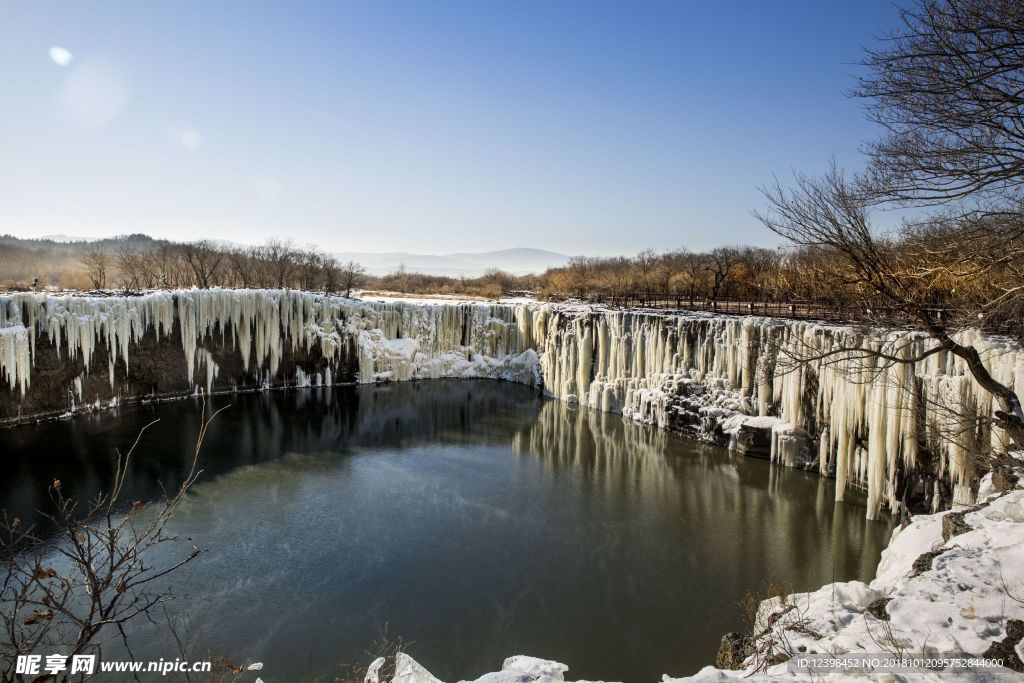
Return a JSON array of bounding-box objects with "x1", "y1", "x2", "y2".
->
[{"x1": 0, "y1": 381, "x2": 892, "y2": 682}]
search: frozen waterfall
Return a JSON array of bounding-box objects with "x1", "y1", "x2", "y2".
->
[{"x1": 2, "y1": 289, "x2": 1021, "y2": 519}]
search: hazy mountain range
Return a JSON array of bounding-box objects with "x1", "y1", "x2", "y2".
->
[
  {"x1": 334, "y1": 248, "x2": 570, "y2": 276},
  {"x1": 27, "y1": 235, "x2": 570, "y2": 277}
]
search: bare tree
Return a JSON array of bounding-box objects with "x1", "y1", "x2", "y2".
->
[
  {"x1": 706, "y1": 247, "x2": 740, "y2": 304},
  {"x1": 226, "y1": 248, "x2": 254, "y2": 289},
  {"x1": 0, "y1": 407, "x2": 224, "y2": 681},
  {"x1": 675, "y1": 250, "x2": 709, "y2": 303},
  {"x1": 80, "y1": 246, "x2": 110, "y2": 290},
  {"x1": 320, "y1": 254, "x2": 341, "y2": 295},
  {"x1": 181, "y1": 240, "x2": 225, "y2": 289},
  {"x1": 596, "y1": 257, "x2": 635, "y2": 306},
  {"x1": 141, "y1": 242, "x2": 184, "y2": 289},
  {"x1": 115, "y1": 246, "x2": 145, "y2": 294},
  {"x1": 261, "y1": 239, "x2": 297, "y2": 289},
  {"x1": 390, "y1": 263, "x2": 410, "y2": 294},
  {"x1": 337, "y1": 260, "x2": 365, "y2": 298},
  {"x1": 756, "y1": 164, "x2": 1024, "y2": 450},
  {"x1": 296, "y1": 246, "x2": 325, "y2": 291},
  {"x1": 738, "y1": 247, "x2": 782, "y2": 301},
  {"x1": 855, "y1": 0, "x2": 1024, "y2": 206},
  {"x1": 482, "y1": 267, "x2": 515, "y2": 296}
]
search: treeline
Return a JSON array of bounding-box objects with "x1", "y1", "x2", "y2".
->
[
  {"x1": 546, "y1": 213, "x2": 1024, "y2": 332},
  {"x1": 0, "y1": 234, "x2": 156, "y2": 291},
  {"x1": 0, "y1": 234, "x2": 525, "y2": 299},
  {"x1": 76, "y1": 238, "x2": 369, "y2": 296},
  {"x1": 4, "y1": 230, "x2": 1016, "y2": 327},
  {"x1": 541, "y1": 247, "x2": 786, "y2": 304}
]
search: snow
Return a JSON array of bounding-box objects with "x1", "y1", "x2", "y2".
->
[
  {"x1": 369, "y1": 653, "x2": 596, "y2": 683},
  {"x1": 500, "y1": 656, "x2": 569, "y2": 681},
  {"x1": 392, "y1": 654, "x2": 443, "y2": 683}
]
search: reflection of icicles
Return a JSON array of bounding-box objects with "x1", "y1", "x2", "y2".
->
[
  {"x1": 196, "y1": 349, "x2": 219, "y2": 395},
  {"x1": 512, "y1": 400, "x2": 675, "y2": 495}
]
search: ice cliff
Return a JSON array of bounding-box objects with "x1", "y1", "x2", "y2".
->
[{"x1": 2, "y1": 289, "x2": 1023, "y2": 520}]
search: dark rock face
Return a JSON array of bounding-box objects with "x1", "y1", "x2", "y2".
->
[
  {"x1": 993, "y1": 463, "x2": 1021, "y2": 493},
  {"x1": 911, "y1": 549, "x2": 945, "y2": 577},
  {"x1": 734, "y1": 422, "x2": 772, "y2": 458},
  {"x1": 983, "y1": 619, "x2": 1024, "y2": 672},
  {"x1": 866, "y1": 597, "x2": 892, "y2": 621},
  {"x1": 714, "y1": 632, "x2": 753, "y2": 670},
  {"x1": 0, "y1": 319, "x2": 359, "y2": 424},
  {"x1": 942, "y1": 510, "x2": 974, "y2": 542}
]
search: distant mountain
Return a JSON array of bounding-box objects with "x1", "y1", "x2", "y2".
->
[
  {"x1": 1, "y1": 233, "x2": 571, "y2": 277},
  {"x1": 334, "y1": 247, "x2": 571, "y2": 276},
  {"x1": 40, "y1": 234, "x2": 93, "y2": 242},
  {"x1": 0, "y1": 233, "x2": 157, "y2": 253}
]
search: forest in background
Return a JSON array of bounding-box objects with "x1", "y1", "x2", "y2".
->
[{"x1": 1, "y1": 219, "x2": 1020, "y2": 336}]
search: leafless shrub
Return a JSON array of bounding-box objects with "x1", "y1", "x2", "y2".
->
[
  {"x1": 334, "y1": 622, "x2": 412, "y2": 683},
  {"x1": 0, "y1": 403, "x2": 226, "y2": 681}
]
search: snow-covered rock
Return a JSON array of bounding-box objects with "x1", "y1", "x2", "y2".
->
[{"x1": 668, "y1": 488, "x2": 1024, "y2": 680}]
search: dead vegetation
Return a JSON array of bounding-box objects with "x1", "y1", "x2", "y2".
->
[{"x1": 0, "y1": 402, "x2": 224, "y2": 682}]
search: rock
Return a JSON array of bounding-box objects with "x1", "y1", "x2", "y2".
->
[
  {"x1": 993, "y1": 465, "x2": 1021, "y2": 493},
  {"x1": 982, "y1": 619, "x2": 1024, "y2": 673},
  {"x1": 941, "y1": 511, "x2": 973, "y2": 542},
  {"x1": 501, "y1": 656, "x2": 568, "y2": 681},
  {"x1": 910, "y1": 549, "x2": 944, "y2": 577},
  {"x1": 364, "y1": 657, "x2": 385, "y2": 683},
  {"x1": 714, "y1": 632, "x2": 752, "y2": 670},
  {"x1": 866, "y1": 597, "x2": 892, "y2": 621},
  {"x1": 765, "y1": 603, "x2": 796, "y2": 630},
  {"x1": 734, "y1": 423, "x2": 772, "y2": 458},
  {"x1": 392, "y1": 653, "x2": 443, "y2": 683}
]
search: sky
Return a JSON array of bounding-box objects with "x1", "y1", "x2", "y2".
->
[{"x1": 0, "y1": 1, "x2": 904, "y2": 256}]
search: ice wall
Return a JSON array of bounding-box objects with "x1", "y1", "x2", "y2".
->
[
  {"x1": 3, "y1": 290, "x2": 1021, "y2": 519},
  {"x1": 534, "y1": 307, "x2": 1024, "y2": 518},
  {"x1": 0, "y1": 289, "x2": 536, "y2": 408}
]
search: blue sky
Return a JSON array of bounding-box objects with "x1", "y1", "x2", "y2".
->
[{"x1": 1, "y1": 1, "x2": 902, "y2": 255}]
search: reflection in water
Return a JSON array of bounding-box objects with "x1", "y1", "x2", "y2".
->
[
  {"x1": 0, "y1": 381, "x2": 892, "y2": 682},
  {"x1": 515, "y1": 403, "x2": 885, "y2": 587}
]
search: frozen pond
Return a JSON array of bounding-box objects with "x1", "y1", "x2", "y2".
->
[{"x1": 0, "y1": 381, "x2": 893, "y2": 681}]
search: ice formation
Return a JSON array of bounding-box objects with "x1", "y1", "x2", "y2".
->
[
  {"x1": 0, "y1": 289, "x2": 536, "y2": 399},
  {"x1": 2, "y1": 290, "x2": 1023, "y2": 519},
  {"x1": 383, "y1": 653, "x2": 580, "y2": 683},
  {"x1": 535, "y1": 307, "x2": 1024, "y2": 518}
]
